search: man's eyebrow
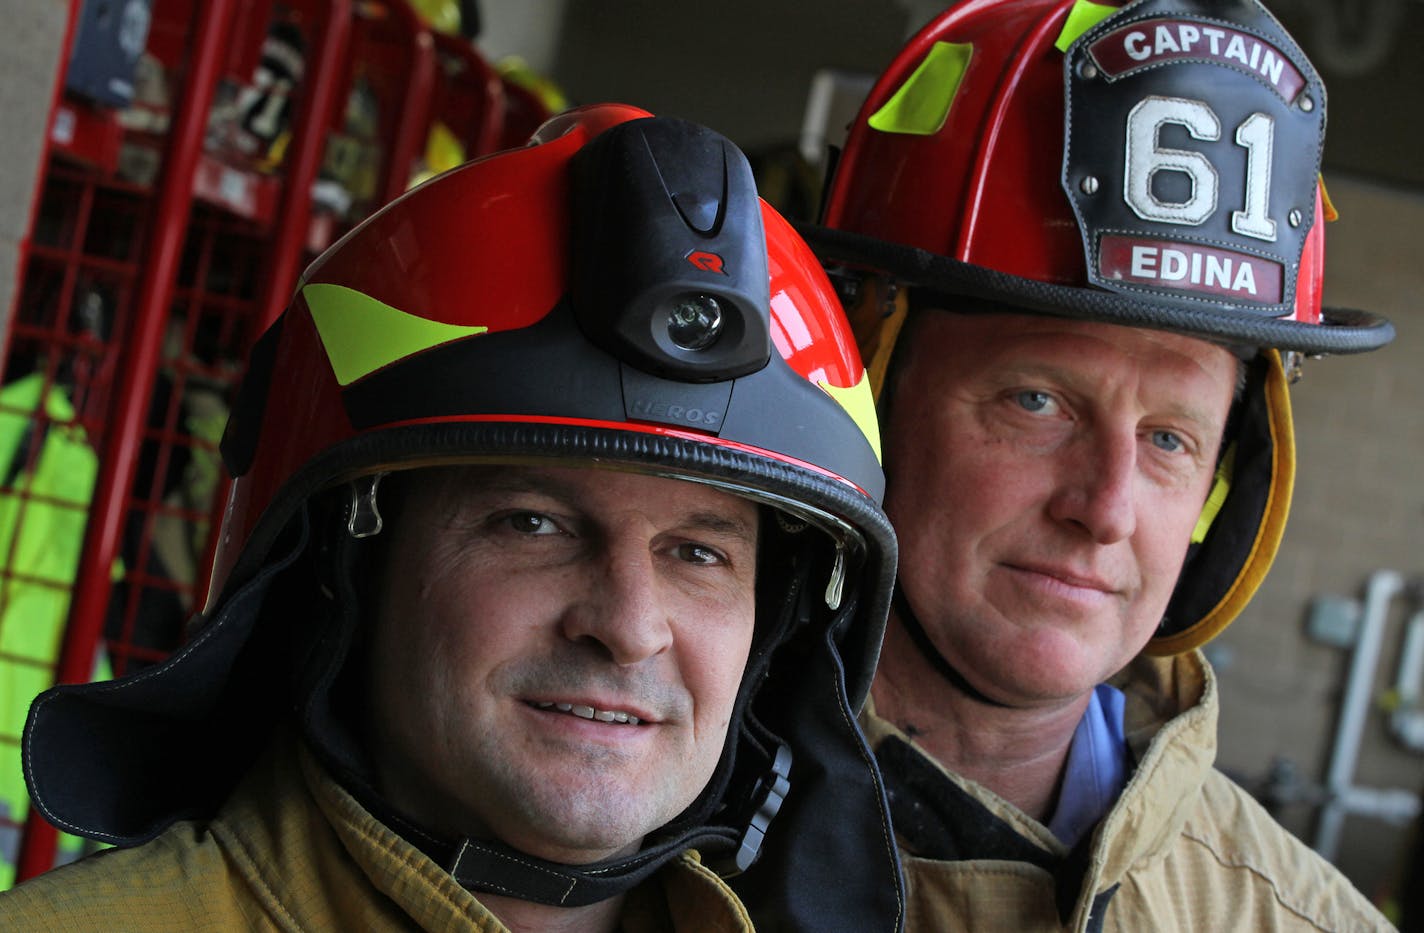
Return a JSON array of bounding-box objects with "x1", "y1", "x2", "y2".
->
[
  {"x1": 463, "y1": 470, "x2": 553, "y2": 496},
  {"x1": 443, "y1": 466, "x2": 589, "y2": 501},
  {"x1": 681, "y1": 510, "x2": 758, "y2": 543},
  {"x1": 1159, "y1": 398, "x2": 1228, "y2": 432},
  {"x1": 448, "y1": 468, "x2": 759, "y2": 539}
]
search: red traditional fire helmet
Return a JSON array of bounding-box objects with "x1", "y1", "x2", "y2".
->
[
  {"x1": 23, "y1": 104, "x2": 901, "y2": 929},
  {"x1": 805, "y1": 0, "x2": 1394, "y2": 653}
]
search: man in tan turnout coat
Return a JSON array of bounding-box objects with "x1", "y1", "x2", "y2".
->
[
  {"x1": 801, "y1": 0, "x2": 1397, "y2": 928},
  {"x1": 0, "y1": 104, "x2": 905, "y2": 932}
]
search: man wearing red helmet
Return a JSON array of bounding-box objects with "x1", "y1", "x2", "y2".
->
[
  {"x1": 0, "y1": 106, "x2": 904, "y2": 931},
  {"x1": 804, "y1": 0, "x2": 1395, "y2": 928}
]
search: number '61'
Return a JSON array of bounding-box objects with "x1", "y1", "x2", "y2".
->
[{"x1": 1125, "y1": 95, "x2": 1278, "y2": 243}]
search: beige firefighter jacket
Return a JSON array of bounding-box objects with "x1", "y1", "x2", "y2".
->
[
  {"x1": 0, "y1": 732, "x2": 753, "y2": 932},
  {"x1": 861, "y1": 650, "x2": 1393, "y2": 932}
]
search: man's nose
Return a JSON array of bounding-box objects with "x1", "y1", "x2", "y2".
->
[
  {"x1": 559, "y1": 541, "x2": 674, "y2": 665},
  {"x1": 1047, "y1": 429, "x2": 1137, "y2": 544}
]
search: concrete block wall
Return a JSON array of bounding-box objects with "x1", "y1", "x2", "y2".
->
[{"x1": 1213, "y1": 176, "x2": 1424, "y2": 900}]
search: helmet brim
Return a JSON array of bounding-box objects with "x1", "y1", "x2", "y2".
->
[{"x1": 796, "y1": 221, "x2": 1394, "y2": 355}]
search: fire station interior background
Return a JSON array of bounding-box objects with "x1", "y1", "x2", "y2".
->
[{"x1": 2, "y1": 0, "x2": 1421, "y2": 915}]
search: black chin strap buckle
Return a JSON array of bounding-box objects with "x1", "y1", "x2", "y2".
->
[{"x1": 735, "y1": 743, "x2": 793, "y2": 870}]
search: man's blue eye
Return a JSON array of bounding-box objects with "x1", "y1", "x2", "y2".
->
[
  {"x1": 1015, "y1": 390, "x2": 1053, "y2": 413},
  {"x1": 1152, "y1": 430, "x2": 1185, "y2": 453}
]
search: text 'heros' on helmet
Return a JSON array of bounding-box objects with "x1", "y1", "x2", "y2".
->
[{"x1": 808, "y1": 0, "x2": 1394, "y2": 653}]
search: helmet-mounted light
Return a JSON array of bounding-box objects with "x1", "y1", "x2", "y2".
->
[{"x1": 570, "y1": 117, "x2": 772, "y2": 382}]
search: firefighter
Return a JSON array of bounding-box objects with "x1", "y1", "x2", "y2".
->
[
  {"x1": 800, "y1": 0, "x2": 1395, "y2": 928},
  {"x1": 1, "y1": 104, "x2": 903, "y2": 932}
]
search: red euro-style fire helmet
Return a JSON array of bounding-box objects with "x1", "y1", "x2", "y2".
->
[
  {"x1": 806, "y1": 0, "x2": 1394, "y2": 653},
  {"x1": 214, "y1": 103, "x2": 889, "y2": 624}
]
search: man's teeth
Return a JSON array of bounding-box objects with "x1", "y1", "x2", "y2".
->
[{"x1": 535, "y1": 701, "x2": 641, "y2": 725}]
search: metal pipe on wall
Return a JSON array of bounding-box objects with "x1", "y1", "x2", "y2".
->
[
  {"x1": 1314, "y1": 569, "x2": 1420, "y2": 861},
  {"x1": 1390, "y1": 595, "x2": 1424, "y2": 751}
]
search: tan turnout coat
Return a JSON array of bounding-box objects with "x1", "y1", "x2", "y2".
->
[{"x1": 862, "y1": 651, "x2": 1394, "y2": 932}]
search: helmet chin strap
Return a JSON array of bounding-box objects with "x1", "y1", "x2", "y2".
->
[
  {"x1": 372, "y1": 783, "x2": 749, "y2": 907},
  {"x1": 440, "y1": 778, "x2": 781, "y2": 907},
  {"x1": 892, "y1": 584, "x2": 1013, "y2": 709}
]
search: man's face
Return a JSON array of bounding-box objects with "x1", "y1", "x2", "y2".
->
[
  {"x1": 883, "y1": 312, "x2": 1238, "y2": 707},
  {"x1": 364, "y1": 464, "x2": 759, "y2": 864}
]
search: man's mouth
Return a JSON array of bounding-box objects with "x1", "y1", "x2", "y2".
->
[
  {"x1": 1007, "y1": 561, "x2": 1118, "y2": 595},
  {"x1": 531, "y1": 701, "x2": 643, "y2": 725}
]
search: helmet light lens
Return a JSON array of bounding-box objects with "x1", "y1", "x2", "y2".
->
[{"x1": 667, "y1": 294, "x2": 724, "y2": 350}]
